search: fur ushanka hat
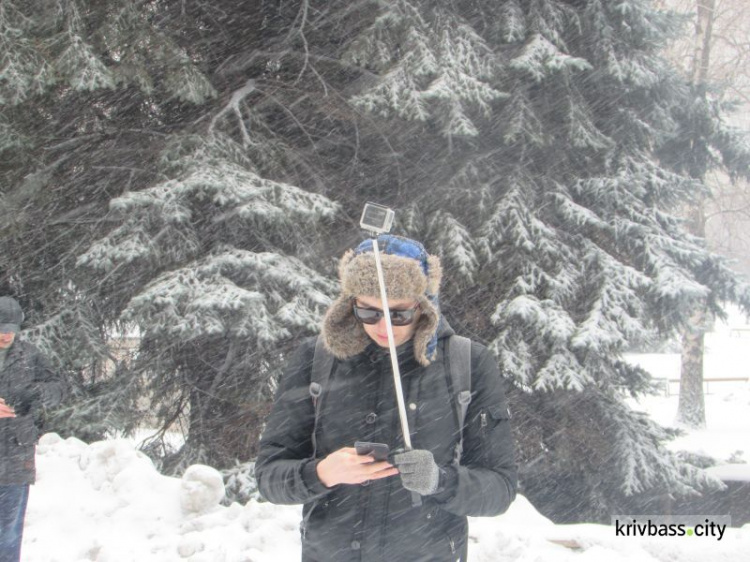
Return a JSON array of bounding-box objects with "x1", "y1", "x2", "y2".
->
[{"x1": 321, "y1": 235, "x2": 442, "y2": 366}]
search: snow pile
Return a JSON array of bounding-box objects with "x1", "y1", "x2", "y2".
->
[
  {"x1": 180, "y1": 465, "x2": 225, "y2": 515},
  {"x1": 22, "y1": 433, "x2": 750, "y2": 561},
  {"x1": 25, "y1": 434, "x2": 300, "y2": 562}
]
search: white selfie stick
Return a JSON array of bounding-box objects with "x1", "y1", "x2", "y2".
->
[{"x1": 371, "y1": 237, "x2": 413, "y2": 451}]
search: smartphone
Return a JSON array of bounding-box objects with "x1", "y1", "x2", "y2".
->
[{"x1": 354, "y1": 441, "x2": 390, "y2": 462}]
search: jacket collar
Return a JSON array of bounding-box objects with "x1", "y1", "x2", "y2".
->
[{"x1": 2, "y1": 339, "x2": 24, "y2": 368}]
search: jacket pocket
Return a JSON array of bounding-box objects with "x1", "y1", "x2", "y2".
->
[
  {"x1": 424, "y1": 506, "x2": 467, "y2": 560},
  {"x1": 483, "y1": 403, "x2": 511, "y2": 427},
  {"x1": 300, "y1": 497, "x2": 331, "y2": 541},
  {"x1": 441, "y1": 520, "x2": 468, "y2": 561},
  {"x1": 477, "y1": 403, "x2": 510, "y2": 464}
]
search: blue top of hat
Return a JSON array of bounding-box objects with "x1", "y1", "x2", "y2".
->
[{"x1": 354, "y1": 235, "x2": 431, "y2": 280}]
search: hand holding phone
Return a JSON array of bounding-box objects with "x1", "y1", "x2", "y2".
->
[
  {"x1": 355, "y1": 441, "x2": 390, "y2": 462},
  {"x1": 316, "y1": 445, "x2": 398, "y2": 488}
]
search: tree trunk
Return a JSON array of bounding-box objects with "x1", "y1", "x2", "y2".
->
[
  {"x1": 677, "y1": 0, "x2": 716, "y2": 428},
  {"x1": 677, "y1": 305, "x2": 707, "y2": 428},
  {"x1": 690, "y1": 0, "x2": 716, "y2": 85},
  {"x1": 677, "y1": 200, "x2": 709, "y2": 428}
]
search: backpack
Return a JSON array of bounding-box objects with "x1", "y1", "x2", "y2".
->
[{"x1": 308, "y1": 335, "x2": 472, "y2": 463}]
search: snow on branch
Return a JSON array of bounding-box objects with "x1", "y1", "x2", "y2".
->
[
  {"x1": 346, "y1": 1, "x2": 505, "y2": 137},
  {"x1": 55, "y1": 31, "x2": 115, "y2": 91},
  {"x1": 608, "y1": 398, "x2": 721, "y2": 496},
  {"x1": 164, "y1": 62, "x2": 217, "y2": 104},
  {"x1": 533, "y1": 349, "x2": 591, "y2": 392},
  {"x1": 426, "y1": 211, "x2": 478, "y2": 284},
  {"x1": 571, "y1": 242, "x2": 651, "y2": 354},
  {"x1": 496, "y1": 0, "x2": 527, "y2": 44},
  {"x1": 509, "y1": 34, "x2": 591, "y2": 82},
  {"x1": 123, "y1": 249, "x2": 334, "y2": 343},
  {"x1": 209, "y1": 79, "x2": 257, "y2": 146}
]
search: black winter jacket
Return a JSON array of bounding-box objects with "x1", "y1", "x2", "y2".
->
[
  {"x1": 255, "y1": 324, "x2": 517, "y2": 562},
  {"x1": 0, "y1": 339, "x2": 66, "y2": 485}
]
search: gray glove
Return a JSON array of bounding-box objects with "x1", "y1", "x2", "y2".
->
[{"x1": 393, "y1": 449, "x2": 440, "y2": 496}]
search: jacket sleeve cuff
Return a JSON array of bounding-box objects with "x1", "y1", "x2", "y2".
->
[
  {"x1": 301, "y1": 458, "x2": 331, "y2": 496},
  {"x1": 430, "y1": 465, "x2": 458, "y2": 502}
]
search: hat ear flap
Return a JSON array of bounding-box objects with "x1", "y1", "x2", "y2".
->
[
  {"x1": 321, "y1": 296, "x2": 371, "y2": 359},
  {"x1": 426, "y1": 255, "x2": 442, "y2": 295},
  {"x1": 412, "y1": 296, "x2": 440, "y2": 366},
  {"x1": 338, "y1": 249, "x2": 356, "y2": 282}
]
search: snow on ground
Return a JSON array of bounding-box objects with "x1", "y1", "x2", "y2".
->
[
  {"x1": 625, "y1": 304, "x2": 750, "y2": 475},
  {"x1": 631, "y1": 380, "x2": 750, "y2": 471},
  {"x1": 22, "y1": 430, "x2": 750, "y2": 561},
  {"x1": 21, "y1": 305, "x2": 750, "y2": 561}
]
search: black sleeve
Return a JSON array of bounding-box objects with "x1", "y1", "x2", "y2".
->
[
  {"x1": 254, "y1": 338, "x2": 331, "y2": 505},
  {"x1": 13, "y1": 344, "x2": 66, "y2": 417},
  {"x1": 433, "y1": 343, "x2": 518, "y2": 517}
]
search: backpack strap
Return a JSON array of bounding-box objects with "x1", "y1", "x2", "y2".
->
[
  {"x1": 447, "y1": 335, "x2": 472, "y2": 465},
  {"x1": 310, "y1": 335, "x2": 334, "y2": 458}
]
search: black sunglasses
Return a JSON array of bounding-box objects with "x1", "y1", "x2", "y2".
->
[{"x1": 352, "y1": 303, "x2": 420, "y2": 326}]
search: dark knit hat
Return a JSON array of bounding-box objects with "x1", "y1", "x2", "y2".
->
[
  {"x1": 322, "y1": 235, "x2": 442, "y2": 366},
  {"x1": 0, "y1": 296, "x2": 24, "y2": 333}
]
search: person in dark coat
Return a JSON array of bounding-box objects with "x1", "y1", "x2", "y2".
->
[
  {"x1": 0, "y1": 296, "x2": 66, "y2": 562},
  {"x1": 255, "y1": 235, "x2": 517, "y2": 562}
]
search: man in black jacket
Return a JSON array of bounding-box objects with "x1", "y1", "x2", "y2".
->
[
  {"x1": 0, "y1": 296, "x2": 66, "y2": 562},
  {"x1": 255, "y1": 235, "x2": 517, "y2": 561}
]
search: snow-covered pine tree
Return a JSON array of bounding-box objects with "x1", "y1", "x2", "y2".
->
[
  {"x1": 1, "y1": 0, "x2": 351, "y2": 464},
  {"x1": 76, "y1": 133, "x2": 338, "y2": 468},
  {"x1": 2, "y1": 0, "x2": 381, "y2": 468},
  {"x1": 1, "y1": 0, "x2": 221, "y2": 441},
  {"x1": 4, "y1": 0, "x2": 748, "y2": 521},
  {"x1": 341, "y1": 0, "x2": 750, "y2": 521}
]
